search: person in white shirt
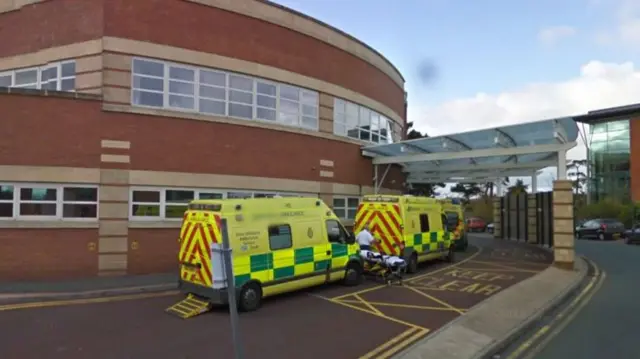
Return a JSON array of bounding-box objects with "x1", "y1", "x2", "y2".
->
[{"x1": 356, "y1": 224, "x2": 379, "y2": 250}]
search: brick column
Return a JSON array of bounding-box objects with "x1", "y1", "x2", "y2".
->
[
  {"x1": 492, "y1": 197, "x2": 502, "y2": 238},
  {"x1": 318, "y1": 93, "x2": 334, "y2": 135},
  {"x1": 98, "y1": 140, "x2": 131, "y2": 276},
  {"x1": 527, "y1": 194, "x2": 537, "y2": 244},
  {"x1": 553, "y1": 180, "x2": 575, "y2": 270}
]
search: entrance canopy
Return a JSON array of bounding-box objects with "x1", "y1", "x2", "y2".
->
[{"x1": 362, "y1": 118, "x2": 579, "y2": 188}]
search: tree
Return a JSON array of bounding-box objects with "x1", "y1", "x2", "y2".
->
[
  {"x1": 404, "y1": 122, "x2": 444, "y2": 197},
  {"x1": 507, "y1": 179, "x2": 529, "y2": 195},
  {"x1": 483, "y1": 177, "x2": 510, "y2": 197},
  {"x1": 567, "y1": 159, "x2": 587, "y2": 194},
  {"x1": 451, "y1": 183, "x2": 484, "y2": 202}
]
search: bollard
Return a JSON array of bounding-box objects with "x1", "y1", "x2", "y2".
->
[{"x1": 220, "y1": 218, "x2": 244, "y2": 359}]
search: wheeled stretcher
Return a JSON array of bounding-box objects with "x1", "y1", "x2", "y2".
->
[{"x1": 359, "y1": 250, "x2": 407, "y2": 285}]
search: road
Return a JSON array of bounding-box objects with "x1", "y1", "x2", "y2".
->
[
  {"x1": 527, "y1": 239, "x2": 640, "y2": 358},
  {"x1": 0, "y1": 238, "x2": 551, "y2": 359}
]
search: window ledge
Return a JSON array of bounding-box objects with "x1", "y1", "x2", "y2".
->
[
  {"x1": 0, "y1": 220, "x2": 99, "y2": 229},
  {"x1": 128, "y1": 221, "x2": 182, "y2": 229}
]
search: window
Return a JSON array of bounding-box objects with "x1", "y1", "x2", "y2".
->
[
  {"x1": 131, "y1": 190, "x2": 161, "y2": 218},
  {"x1": 419, "y1": 214, "x2": 430, "y2": 233},
  {"x1": 326, "y1": 219, "x2": 346, "y2": 243},
  {"x1": 332, "y1": 197, "x2": 359, "y2": 220},
  {"x1": 129, "y1": 187, "x2": 316, "y2": 220},
  {"x1": 0, "y1": 60, "x2": 76, "y2": 91},
  {"x1": 0, "y1": 184, "x2": 98, "y2": 220},
  {"x1": 333, "y1": 98, "x2": 395, "y2": 144},
  {"x1": 0, "y1": 185, "x2": 14, "y2": 218},
  {"x1": 130, "y1": 57, "x2": 319, "y2": 130},
  {"x1": 269, "y1": 224, "x2": 293, "y2": 250},
  {"x1": 165, "y1": 189, "x2": 194, "y2": 219},
  {"x1": 62, "y1": 187, "x2": 98, "y2": 218}
]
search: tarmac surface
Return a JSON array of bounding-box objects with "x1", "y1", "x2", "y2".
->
[
  {"x1": 525, "y1": 238, "x2": 640, "y2": 359},
  {"x1": 0, "y1": 237, "x2": 552, "y2": 359}
]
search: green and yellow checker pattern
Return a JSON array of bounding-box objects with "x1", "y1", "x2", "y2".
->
[
  {"x1": 405, "y1": 231, "x2": 452, "y2": 254},
  {"x1": 233, "y1": 243, "x2": 358, "y2": 286}
]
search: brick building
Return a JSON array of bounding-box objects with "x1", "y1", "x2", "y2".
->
[{"x1": 0, "y1": 0, "x2": 407, "y2": 281}]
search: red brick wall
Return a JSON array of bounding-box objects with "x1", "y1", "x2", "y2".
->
[
  {"x1": 0, "y1": 94, "x2": 102, "y2": 168},
  {"x1": 630, "y1": 118, "x2": 640, "y2": 202},
  {"x1": 102, "y1": 0, "x2": 405, "y2": 117},
  {"x1": 0, "y1": 229, "x2": 98, "y2": 281},
  {"x1": 101, "y1": 111, "x2": 405, "y2": 190},
  {"x1": 0, "y1": 0, "x2": 103, "y2": 58},
  {"x1": 128, "y1": 229, "x2": 178, "y2": 275}
]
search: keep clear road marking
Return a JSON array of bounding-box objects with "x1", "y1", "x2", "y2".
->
[
  {"x1": 0, "y1": 291, "x2": 179, "y2": 312},
  {"x1": 311, "y1": 246, "x2": 484, "y2": 359},
  {"x1": 505, "y1": 257, "x2": 606, "y2": 359}
]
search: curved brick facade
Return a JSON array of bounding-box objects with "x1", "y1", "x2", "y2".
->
[{"x1": 0, "y1": 0, "x2": 407, "y2": 281}]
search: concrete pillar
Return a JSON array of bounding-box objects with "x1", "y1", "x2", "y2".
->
[
  {"x1": 98, "y1": 140, "x2": 131, "y2": 276},
  {"x1": 531, "y1": 172, "x2": 538, "y2": 193},
  {"x1": 492, "y1": 196, "x2": 502, "y2": 238},
  {"x1": 557, "y1": 150, "x2": 567, "y2": 180},
  {"x1": 527, "y1": 194, "x2": 537, "y2": 244},
  {"x1": 553, "y1": 180, "x2": 575, "y2": 270}
]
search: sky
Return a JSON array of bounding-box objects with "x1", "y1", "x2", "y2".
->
[{"x1": 272, "y1": 0, "x2": 640, "y2": 192}]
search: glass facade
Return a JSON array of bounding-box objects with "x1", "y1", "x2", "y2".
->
[{"x1": 588, "y1": 119, "x2": 631, "y2": 202}]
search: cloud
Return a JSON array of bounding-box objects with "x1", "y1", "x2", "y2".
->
[
  {"x1": 408, "y1": 60, "x2": 640, "y2": 162},
  {"x1": 594, "y1": 0, "x2": 640, "y2": 46},
  {"x1": 537, "y1": 25, "x2": 577, "y2": 46}
]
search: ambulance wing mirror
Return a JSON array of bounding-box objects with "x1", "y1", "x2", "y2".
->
[{"x1": 345, "y1": 232, "x2": 355, "y2": 245}]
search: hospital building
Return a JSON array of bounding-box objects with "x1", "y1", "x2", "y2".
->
[{"x1": 0, "y1": 0, "x2": 406, "y2": 280}]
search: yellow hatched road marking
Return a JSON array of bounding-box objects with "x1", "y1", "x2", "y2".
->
[
  {"x1": 353, "y1": 294, "x2": 385, "y2": 316},
  {"x1": 359, "y1": 327, "x2": 422, "y2": 359},
  {"x1": 376, "y1": 328, "x2": 430, "y2": 359},
  {"x1": 404, "y1": 285, "x2": 466, "y2": 315},
  {"x1": 339, "y1": 299, "x2": 468, "y2": 312},
  {"x1": 0, "y1": 291, "x2": 179, "y2": 312}
]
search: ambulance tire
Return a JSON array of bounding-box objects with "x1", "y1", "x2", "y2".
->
[
  {"x1": 342, "y1": 262, "x2": 363, "y2": 286},
  {"x1": 406, "y1": 253, "x2": 418, "y2": 274},
  {"x1": 445, "y1": 245, "x2": 455, "y2": 263},
  {"x1": 238, "y1": 282, "x2": 262, "y2": 312}
]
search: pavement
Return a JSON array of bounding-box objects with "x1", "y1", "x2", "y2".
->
[
  {"x1": 0, "y1": 236, "x2": 585, "y2": 359},
  {"x1": 516, "y1": 238, "x2": 640, "y2": 359}
]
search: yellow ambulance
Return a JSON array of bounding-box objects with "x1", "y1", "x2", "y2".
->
[
  {"x1": 354, "y1": 195, "x2": 454, "y2": 274},
  {"x1": 438, "y1": 198, "x2": 468, "y2": 251},
  {"x1": 173, "y1": 197, "x2": 362, "y2": 313}
]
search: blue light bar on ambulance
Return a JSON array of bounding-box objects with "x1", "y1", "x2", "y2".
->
[
  {"x1": 450, "y1": 198, "x2": 461, "y2": 205},
  {"x1": 363, "y1": 196, "x2": 400, "y2": 203},
  {"x1": 188, "y1": 203, "x2": 222, "y2": 211}
]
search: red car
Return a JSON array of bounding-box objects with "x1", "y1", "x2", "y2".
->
[{"x1": 466, "y1": 217, "x2": 487, "y2": 232}]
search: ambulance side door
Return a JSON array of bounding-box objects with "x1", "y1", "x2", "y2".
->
[{"x1": 325, "y1": 219, "x2": 350, "y2": 280}]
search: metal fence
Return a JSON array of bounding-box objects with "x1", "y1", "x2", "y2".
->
[{"x1": 498, "y1": 191, "x2": 554, "y2": 247}]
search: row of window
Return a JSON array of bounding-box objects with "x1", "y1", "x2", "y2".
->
[
  {"x1": 0, "y1": 60, "x2": 76, "y2": 92},
  {"x1": 0, "y1": 184, "x2": 98, "y2": 220},
  {"x1": 0, "y1": 184, "x2": 362, "y2": 221},
  {"x1": 333, "y1": 98, "x2": 396, "y2": 144},
  {"x1": 131, "y1": 58, "x2": 320, "y2": 130}
]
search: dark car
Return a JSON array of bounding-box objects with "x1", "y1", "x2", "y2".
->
[
  {"x1": 623, "y1": 223, "x2": 640, "y2": 245},
  {"x1": 575, "y1": 218, "x2": 625, "y2": 241}
]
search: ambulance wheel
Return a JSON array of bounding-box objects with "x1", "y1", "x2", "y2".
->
[
  {"x1": 406, "y1": 253, "x2": 418, "y2": 274},
  {"x1": 342, "y1": 262, "x2": 362, "y2": 286},
  {"x1": 238, "y1": 282, "x2": 262, "y2": 312},
  {"x1": 445, "y1": 245, "x2": 455, "y2": 263}
]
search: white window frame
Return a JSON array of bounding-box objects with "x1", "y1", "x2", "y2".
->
[
  {"x1": 333, "y1": 97, "x2": 395, "y2": 145},
  {"x1": 130, "y1": 56, "x2": 320, "y2": 132},
  {"x1": 0, "y1": 183, "x2": 98, "y2": 221},
  {"x1": 0, "y1": 60, "x2": 76, "y2": 92},
  {"x1": 129, "y1": 187, "x2": 318, "y2": 221},
  {"x1": 332, "y1": 196, "x2": 360, "y2": 220}
]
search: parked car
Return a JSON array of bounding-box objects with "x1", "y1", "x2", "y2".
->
[
  {"x1": 575, "y1": 218, "x2": 625, "y2": 241},
  {"x1": 466, "y1": 217, "x2": 487, "y2": 232},
  {"x1": 486, "y1": 223, "x2": 495, "y2": 234},
  {"x1": 574, "y1": 219, "x2": 588, "y2": 236},
  {"x1": 622, "y1": 223, "x2": 640, "y2": 245}
]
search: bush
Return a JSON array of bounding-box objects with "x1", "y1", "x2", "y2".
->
[{"x1": 575, "y1": 199, "x2": 639, "y2": 227}]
